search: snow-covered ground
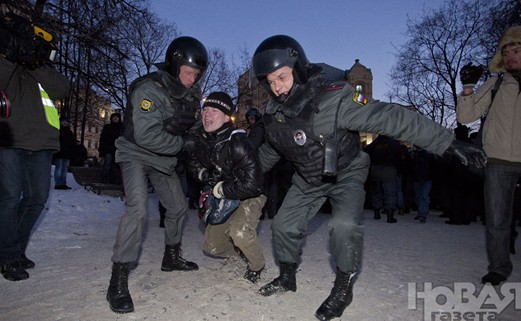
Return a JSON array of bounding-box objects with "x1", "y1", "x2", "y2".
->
[{"x1": 1, "y1": 171, "x2": 520, "y2": 321}]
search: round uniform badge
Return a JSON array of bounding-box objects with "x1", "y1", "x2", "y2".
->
[
  {"x1": 293, "y1": 129, "x2": 307, "y2": 146},
  {"x1": 140, "y1": 98, "x2": 153, "y2": 112}
]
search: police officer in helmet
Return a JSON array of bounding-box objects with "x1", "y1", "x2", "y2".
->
[
  {"x1": 107, "y1": 36, "x2": 208, "y2": 314},
  {"x1": 252, "y1": 35, "x2": 487, "y2": 321}
]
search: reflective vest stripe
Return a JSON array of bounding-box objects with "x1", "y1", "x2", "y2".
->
[{"x1": 38, "y1": 83, "x2": 60, "y2": 130}]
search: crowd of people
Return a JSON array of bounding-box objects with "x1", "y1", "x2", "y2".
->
[{"x1": 1, "y1": 2, "x2": 520, "y2": 319}]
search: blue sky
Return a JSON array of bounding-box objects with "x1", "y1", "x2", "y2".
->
[{"x1": 151, "y1": 0, "x2": 445, "y2": 100}]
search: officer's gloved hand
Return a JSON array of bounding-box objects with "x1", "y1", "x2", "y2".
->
[
  {"x1": 163, "y1": 116, "x2": 183, "y2": 135},
  {"x1": 460, "y1": 63, "x2": 484, "y2": 89},
  {"x1": 445, "y1": 139, "x2": 487, "y2": 168},
  {"x1": 182, "y1": 134, "x2": 196, "y2": 152}
]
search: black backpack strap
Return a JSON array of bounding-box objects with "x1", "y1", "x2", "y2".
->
[
  {"x1": 491, "y1": 72, "x2": 504, "y2": 102},
  {"x1": 476, "y1": 73, "x2": 504, "y2": 147}
]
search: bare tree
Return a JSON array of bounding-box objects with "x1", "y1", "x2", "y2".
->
[
  {"x1": 480, "y1": 0, "x2": 521, "y2": 63},
  {"x1": 37, "y1": 0, "x2": 176, "y2": 141},
  {"x1": 388, "y1": 0, "x2": 495, "y2": 128}
]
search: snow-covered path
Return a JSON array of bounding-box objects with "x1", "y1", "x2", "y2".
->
[{"x1": 1, "y1": 174, "x2": 520, "y2": 321}]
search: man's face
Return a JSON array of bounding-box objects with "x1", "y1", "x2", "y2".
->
[
  {"x1": 202, "y1": 106, "x2": 229, "y2": 133},
  {"x1": 247, "y1": 115, "x2": 256, "y2": 126},
  {"x1": 502, "y1": 43, "x2": 521, "y2": 71},
  {"x1": 178, "y1": 65, "x2": 201, "y2": 88},
  {"x1": 266, "y1": 66, "x2": 294, "y2": 98}
]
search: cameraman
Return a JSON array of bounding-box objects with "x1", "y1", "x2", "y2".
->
[
  {"x1": 0, "y1": 4, "x2": 70, "y2": 281},
  {"x1": 457, "y1": 26, "x2": 521, "y2": 286}
]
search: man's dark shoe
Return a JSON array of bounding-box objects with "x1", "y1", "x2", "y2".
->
[
  {"x1": 481, "y1": 272, "x2": 507, "y2": 286},
  {"x1": 244, "y1": 267, "x2": 264, "y2": 284},
  {"x1": 258, "y1": 262, "x2": 297, "y2": 296},
  {"x1": 107, "y1": 263, "x2": 134, "y2": 313},
  {"x1": 161, "y1": 244, "x2": 198, "y2": 271},
  {"x1": 19, "y1": 254, "x2": 35, "y2": 269},
  {"x1": 1, "y1": 260, "x2": 29, "y2": 281}
]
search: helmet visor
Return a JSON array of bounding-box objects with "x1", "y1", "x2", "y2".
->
[{"x1": 253, "y1": 48, "x2": 297, "y2": 79}]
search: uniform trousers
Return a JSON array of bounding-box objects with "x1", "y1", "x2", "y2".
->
[
  {"x1": 271, "y1": 151, "x2": 370, "y2": 274},
  {"x1": 112, "y1": 160, "x2": 188, "y2": 263}
]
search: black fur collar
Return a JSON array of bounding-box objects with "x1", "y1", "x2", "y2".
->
[
  {"x1": 159, "y1": 71, "x2": 202, "y2": 101},
  {"x1": 265, "y1": 74, "x2": 329, "y2": 118}
]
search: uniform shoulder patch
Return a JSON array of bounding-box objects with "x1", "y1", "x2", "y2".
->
[
  {"x1": 140, "y1": 98, "x2": 153, "y2": 111},
  {"x1": 353, "y1": 92, "x2": 368, "y2": 106}
]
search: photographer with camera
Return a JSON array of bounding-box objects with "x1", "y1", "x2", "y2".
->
[
  {"x1": 457, "y1": 26, "x2": 521, "y2": 286},
  {"x1": 0, "y1": 2, "x2": 70, "y2": 281}
]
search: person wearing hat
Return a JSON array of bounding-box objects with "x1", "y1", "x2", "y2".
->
[
  {"x1": 53, "y1": 116, "x2": 75, "y2": 190},
  {"x1": 98, "y1": 112, "x2": 122, "y2": 183},
  {"x1": 106, "y1": 36, "x2": 208, "y2": 313},
  {"x1": 186, "y1": 91, "x2": 266, "y2": 284},
  {"x1": 457, "y1": 26, "x2": 521, "y2": 286}
]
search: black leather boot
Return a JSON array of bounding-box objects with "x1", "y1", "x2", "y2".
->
[
  {"x1": 258, "y1": 262, "x2": 297, "y2": 296},
  {"x1": 1, "y1": 259, "x2": 29, "y2": 281},
  {"x1": 386, "y1": 209, "x2": 397, "y2": 223},
  {"x1": 107, "y1": 263, "x2": 134, "y2": 313},
  {"x1": 19, "y1": 254, "x2": 35, "y2": 269},
  {"x1": 373, "y1": 208, "x2": 381, "y2": 220},
  {"x1": 315, "y1": 269, "x2": 355, "y2": 321},
  {"x1": 161, "y1": 244, "x2": 198, "y2": 271}
]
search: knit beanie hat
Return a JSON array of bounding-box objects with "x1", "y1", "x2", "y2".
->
[
  {"x1": 490, "y1": 26, "x2": 521, "y2": 73},
  {"x1": 203, "y1": 92, "x2": 234, "y2": 116}
]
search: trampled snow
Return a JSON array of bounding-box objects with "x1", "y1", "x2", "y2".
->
[{"x1": 1, "y1": 171, "x2": 520, "y2": 321}]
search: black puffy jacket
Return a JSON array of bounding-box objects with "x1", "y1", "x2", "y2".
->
[{"x1": 187, "y1": 122, "x2": 263, "y2": 200}]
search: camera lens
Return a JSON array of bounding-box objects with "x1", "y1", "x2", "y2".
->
[{"x1": 0, "y1": 90, "x2": 10, "y2": 118}]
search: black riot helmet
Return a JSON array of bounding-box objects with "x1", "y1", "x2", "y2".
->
[
  {"x1": 164, "y1": 36, "x2": 208, "y2": 82},
  {"x1": 252, "y1": 35, "x2": 310, "y2": 88},
  {"x1": 245, "y1": 107, "x2": 262, "y2": 122}
]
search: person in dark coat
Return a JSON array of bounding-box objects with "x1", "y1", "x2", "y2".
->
[
  {"x1": 98, "y1": 112, "x2": 122, "y2": 183},
  {"x1": 410, "y1": 147, "x2": 436, "y2": 223},
  {"x1": 365, "y1": 135, "x2": 402, "y2": 223},
  {"x1": 187, "y1": 92, "x2": 266, "y2": 283},
  {"x1": 70, "y1": 140, "x2": 88, "y2": 167},
  {"x1": 0, "y1": 43, "x2": 70, "y2": 281},
  {"x1": 53, "y1": 117, "x2": 75, "y2": 189}
]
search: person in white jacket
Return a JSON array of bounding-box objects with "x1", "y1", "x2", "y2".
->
[{"x1": 457, "y1": 26, "x2": 521, "y2": 286}]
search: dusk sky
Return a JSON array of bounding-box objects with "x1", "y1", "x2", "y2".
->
[{"x1": 151, "y1": 0, "x2": 446, "y2": 100}]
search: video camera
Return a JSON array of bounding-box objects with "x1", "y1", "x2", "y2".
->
[
  {"x1": 0, "y1": 2, "x2": 58, "y2": 118},
  {"x1": 0, "y1": 3, "x2": 58, "y2": 69}
]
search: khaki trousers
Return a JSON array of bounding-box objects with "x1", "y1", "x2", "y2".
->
[{"x1": 203, "y1": 194, "x2": 266, "y2": 271}]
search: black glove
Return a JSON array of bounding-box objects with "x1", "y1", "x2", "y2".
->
[
  {"x1": 182, "y1": 134, "x2": 196, "y2": 152},
  {"x1": 445, "y1": 139, "x2": 487, "y2": 168},
  {"x1": 163, "y1": 116, "x2": 184, "y2": 135},
  {"x1": 460, "y1": 63, "x2": 484, "y2": 88}
]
